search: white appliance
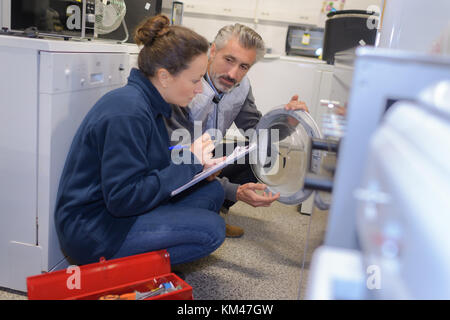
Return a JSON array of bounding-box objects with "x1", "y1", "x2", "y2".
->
[
  {"x1": 247, "y1": 55, "x2": 329, "y2": 118},
  {"x1": 244, "y1": 55, "x2": 333, "y2": 214},
  {"x1": 245, "y1": 53, "x2": 353, "y2": 142},
  {"x1": 377, "y1": 0, "x2": 450, "y2": 54},
  {"x1": 306, "y1": 48, "x2": 450, "y2": 299},
  {"x1": 324, "y1": 47, "x2": 450, "y2": 250},
  {"x1": 126, "y1": 43, "x2": 140, "y2": 69},
  {"x1": 355, "y1": 94, "x2": 450, "y2": 299},
  {"x1": 0, "y1": 35, "x2": 132, "y2": 291},
  {"x1": 314, "y1": 49, "x2": 355, "y2": 137}
]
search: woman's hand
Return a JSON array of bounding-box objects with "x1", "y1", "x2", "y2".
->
[
  {"x1": 190, "y1": 133, "x2": 215, "y2": 165},
  {"x1": 205, "y1": 159, "x2": 225, "y2": 181},
  {"x1": 190, "y1": 133, "x2": 226, "y2": 181}
]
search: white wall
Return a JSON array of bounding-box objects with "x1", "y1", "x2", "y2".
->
[
  {"x1": 161, "y1": 4, "x2": 289, "y2": 55},
  {"x1": 0, "y1": 0, "x2": 11, "y2": 29},
  {"x1": 162, "y1": 0, "x2": 382, "y2": 55},
  {"x1": 178, "y1": 14, "x2": 289, "y2": 55}
]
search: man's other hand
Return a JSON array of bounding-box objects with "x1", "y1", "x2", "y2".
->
[
  {"x1": 285, "y1": 94, "x2": 309, "y2": 112},
  {"x1": 236, "y1": 183, "x2": 280, "y2": 207}
]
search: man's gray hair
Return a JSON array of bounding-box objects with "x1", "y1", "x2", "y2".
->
[{"x1": 213, "y1": 23, "x2": 266, "y2": 62}]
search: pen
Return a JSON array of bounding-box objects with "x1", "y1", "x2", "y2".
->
[
  {"x1": 169, "y1": 140, "x2": 217, "y2": 151},
  {"x1": 168, "y1": 144, "x2": 190, "y2": 151}
]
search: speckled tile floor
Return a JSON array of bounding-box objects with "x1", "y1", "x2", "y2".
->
[
  {"x1": 0, "y1": 287, "x2": 27, "y2": 300},
  {"x1": 0, "y1": 200, "x2": 328, "y2": 300},
  {"x1": 176, "y1": 201, "x2": 329, "y2": 300}
]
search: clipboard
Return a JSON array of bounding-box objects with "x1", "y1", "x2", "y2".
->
[{"x1": 171, "y1": 143, "x2": 257, "y2": 197}]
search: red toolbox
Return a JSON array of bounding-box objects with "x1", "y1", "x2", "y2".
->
[{"x1": 26, "y1": 250, "x2": 193, "y2": 300}]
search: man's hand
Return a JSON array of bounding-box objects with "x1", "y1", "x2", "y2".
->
[
  {"x1": 236, "y1": 183, "x2": 280, "y2": 207},
  {"x1": 285, "y1": 94, "x2": 309, "y2": 112}
]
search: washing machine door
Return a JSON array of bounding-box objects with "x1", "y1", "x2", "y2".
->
[{"x1": 250, "y1": 106, "x2": 323, "y2": 205}]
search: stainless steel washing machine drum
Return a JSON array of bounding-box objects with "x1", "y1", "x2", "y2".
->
[{"x1": 250, "y1": 106, "x2": 323, "y2": 205}]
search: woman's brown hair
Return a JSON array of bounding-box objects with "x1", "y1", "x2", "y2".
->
[{"x1": 134, "y1": 15, "x2": 209, "y2": 77}]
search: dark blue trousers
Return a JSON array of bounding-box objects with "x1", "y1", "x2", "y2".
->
[{"x1": 111, "y1": 180, "x2": 225, "y2": 265}]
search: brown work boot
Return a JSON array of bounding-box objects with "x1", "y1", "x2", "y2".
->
[{"x1": 225, "y1": 224, "x2": 244, "y2": 238}]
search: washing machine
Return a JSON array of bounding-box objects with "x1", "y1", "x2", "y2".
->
[
  {"x1": 0, "y1": 35, "x2": 132, "y2": 291},
  {"x1": 306, "y1": 48, "x2": 450, "y2": 300}
]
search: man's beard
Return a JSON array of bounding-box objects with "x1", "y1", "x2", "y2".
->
[{"x1": 210, "y1": 73, "x2": 238, "y2": 93}]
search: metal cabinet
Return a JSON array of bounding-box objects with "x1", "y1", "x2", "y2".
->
[
  {"x1": 163, "y1": 0, "x2": 323, "y2": 25},
  {"x1": 256, "y1": 0, "x2": 322, "y2": 26},
  {"x1": 179, "y1": 0, "x2": 257, "y2": 20},
  {"x1": 344, "y1": 0, "x2": 382, "y2": 11}
]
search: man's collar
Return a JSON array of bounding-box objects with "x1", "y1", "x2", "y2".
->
[{"x1": 204, "y1": 72, "x2": 224, "y2": 101}]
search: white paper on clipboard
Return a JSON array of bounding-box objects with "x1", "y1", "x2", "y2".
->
[{"x1": 170, "y1": 143, "x2": 257, "y2": 197}]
